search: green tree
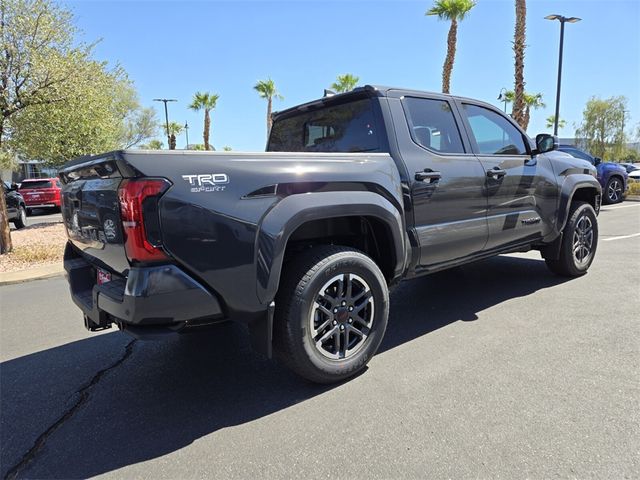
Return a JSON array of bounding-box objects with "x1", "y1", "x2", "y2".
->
[
  {"x1": 426, "y1": 0, "x2": 475, "y2": 94},
  {"x1": 1, "y1": 0, "x2": 138, "y2": 252},
  {"x1": 189, "y1": 91, "x2": 219, "y2": 151},
  {"x1": 254, "y1": 78, "x2": 283, "y2": 136},
  {"x1": 330, "y1": 74, "x2": 359, "y2": 93},
  {"x1": 511, "y1": 0, "x2": 527, "y2": 128},
  {"x1": 139, "y1": 139, "x2": 163, "y2": 150},
  {"x1": 9, "y1": 64, "x2": 138, "y2": 163},
  {"x1": 223, "y1": 146, "x2": 232, "y2": 151},
  {"x1": 575, "y1": 96, "x2": 628, "y2": 160},
  {"x1": 120, "y1": 106, "x2": 158, "y2": 149},
  {"x1": 545, "y1": 115, "x2": 566, "y2": 131}
]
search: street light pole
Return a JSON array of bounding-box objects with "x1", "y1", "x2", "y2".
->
[
  {"x1": 184, "y1": 122, "x2": 190, "y2": 149},
  {"x1": 497, "y1": 87, "x2": 508, "y2": 113},
  {"x1": 153, "y1": 98, "x2": 177, "y2": 148},
  {"x1": 545, "y1": 14, "x2": 581, "y2": 136}
]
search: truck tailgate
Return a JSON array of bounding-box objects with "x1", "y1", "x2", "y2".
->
[{"x1": 59, "y1": 155, "x2": 131, "y2": 274}]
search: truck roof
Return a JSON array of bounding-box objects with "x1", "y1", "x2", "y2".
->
[{"x1": 271, "y1": 85, "x2": 495, "y2": 121}]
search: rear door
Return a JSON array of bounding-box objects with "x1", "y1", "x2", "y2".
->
[
  {"x1": 386, "y1": 92, "x2": 489, "y2": 267},
  {"x1": 457, "y1": 102, "x2": 554, "y2": 250}
]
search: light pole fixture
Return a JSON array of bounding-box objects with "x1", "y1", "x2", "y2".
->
[
  {"x1": 497, "y1": 87, "x2": 509, "y2": 113},
  {"x1": 545, "y1": 14, "x2": 581, "y2": 136},
  {"x1": 184, "y1": 121, "x2": 190, "y2": 149},
  {"x1": 153, "y1": 98, "x2": 177, "y2": 147}
]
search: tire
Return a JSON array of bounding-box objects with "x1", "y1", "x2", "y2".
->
[
  {"x1": 545, "y1": 201, "x2": 598, "y2": 277},
  {"x1": 603, "y1": 176, "x2": 623, "y2": 204},
  {"x1": 274, "y1": 245, "x2": 389, "y2": 384},
  {"x1": 12, "y1": 205, "x2": 27, "y2": 229}
]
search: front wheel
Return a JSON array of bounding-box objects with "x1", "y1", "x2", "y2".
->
[
  {"x1": 545, "y1": 201, "x2": 598, "y2": 277},
  {"x1": 274, "y1": 245, "x2": 389, "y2": 384}
]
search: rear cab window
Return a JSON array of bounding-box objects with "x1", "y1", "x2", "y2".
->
[
  {"x1": 268, "y1": 98, "x2": 382, "y2": 153},
  {"x1": 19, "y1": 180, "x2": 53, "y2": 189}
]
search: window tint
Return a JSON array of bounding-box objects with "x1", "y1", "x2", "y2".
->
[
  {"x1": 268, "y1": 99, "x2": 380, "y2": 153},
  {"x1": 464, "y1": 104, "x2": 528, "y2": 155},
  {"x1": 403, "y1": 97, "x2": 465, "y2": 153},
  {"x1": 19, "y1": 180, "x2": 53, "y2": 189}
]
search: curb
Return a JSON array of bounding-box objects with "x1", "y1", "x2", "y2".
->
[
  {"x1": 624, "y1": 195, "x2": 640, "y2": 202},
  {"x1": 0, "y1": 264, "x2": 65, "y2": 286}
]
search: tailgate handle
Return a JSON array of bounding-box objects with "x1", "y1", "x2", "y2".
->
[{"x1": 415, "y1": 169, "x2": 442, "y2": 183}]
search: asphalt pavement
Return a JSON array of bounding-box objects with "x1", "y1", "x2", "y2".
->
[
  {"x1": 25, "y1": 209, "x2": 62, "y2": 227},
  {"x1": 9, "y1": 209, "x2": 63, "y2": 230},
  {"x1": 1, "y1": 203, "x2": 639, "y2": 479}
]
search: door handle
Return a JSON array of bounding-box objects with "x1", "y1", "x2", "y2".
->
[
  {"x1": 486, "y1": 167, "x2": 507, "y2": 179},
  {"x1": 415, "y1": 169, "x2": 442, "y2": 183}
]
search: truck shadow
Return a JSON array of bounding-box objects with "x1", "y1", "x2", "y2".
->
[{"x1": 1, "y1": 254, "x2": 569, "y2": 478}]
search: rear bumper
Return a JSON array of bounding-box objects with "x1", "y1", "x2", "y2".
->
[
  {"x1": 64, "y1": 242, "x2": 224, "y2": 338},
  {"x1": 25, "y1": 202, "x2": 58, "y2": 209}
]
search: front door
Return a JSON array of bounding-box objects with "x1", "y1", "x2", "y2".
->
[
  {"x1": 458, "y1": 103, "x2": 554, "y2": 250},
  {"x1": 388, "y1": 94, "x2": 489, "y2": 267}
]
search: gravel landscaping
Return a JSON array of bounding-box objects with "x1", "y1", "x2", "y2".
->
[{"x1": 0, "y1": 223, "x2": 66, "y2": 273}]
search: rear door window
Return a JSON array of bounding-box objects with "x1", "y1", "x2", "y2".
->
[
  {"x1": 403, "y1": 97, "x2": 465, "y2": 154},
  {"x1": 268, "y1": 99, "x2": 380, "y2": 153},
  {"x1": 20, "y1": 180, "x2": 53, "y2": 189}
]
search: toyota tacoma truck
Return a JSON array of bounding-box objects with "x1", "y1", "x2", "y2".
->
[{"x1": 59, "y1": 86, "x2": 601, "y2": 383}]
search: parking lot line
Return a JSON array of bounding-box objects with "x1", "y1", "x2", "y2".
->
[
  {"x1": 600, "y1": 203, "x2": 640, "y2": 211},
  {"x1": 602, "y1": 232, "x2": 640, "y2": 242}
]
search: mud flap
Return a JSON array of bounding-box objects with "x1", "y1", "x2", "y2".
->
[{"x1": 248, "y1": 301, "x2": 275, "y2": 359}]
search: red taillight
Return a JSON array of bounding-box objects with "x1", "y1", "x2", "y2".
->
[{"x1": 118, "y1": 178, "x2": 171, "y2": 263}]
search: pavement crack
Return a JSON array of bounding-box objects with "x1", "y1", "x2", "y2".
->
[{"x1": 4, "y1": 339, "x2": 137, "y2": 480}]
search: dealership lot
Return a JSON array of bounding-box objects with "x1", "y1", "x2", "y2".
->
[{"x1": 1, "y1": 203, "x2": 638, "y2": 479}]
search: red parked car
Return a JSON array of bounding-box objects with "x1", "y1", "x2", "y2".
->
[{"x1": 18, "y1": 177, "x2": 62, "y2": 214}]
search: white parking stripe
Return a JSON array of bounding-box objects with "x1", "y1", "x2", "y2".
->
[
  {"x1": 600, "y1": 203, "x2": 640, "y2": 211},
  {"x1": 602, "y1": 233, "x2": 640, "y2": 242}
]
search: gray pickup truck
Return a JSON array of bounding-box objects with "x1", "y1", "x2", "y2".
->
[{"x1": 59, "y1": 86, "x2": 601, "y2": 383}]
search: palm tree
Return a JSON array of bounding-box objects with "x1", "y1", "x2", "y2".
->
[
  {"x1": 139, "y1": 139, "x2": 163, "y2": 150},
  {"x1": 330, "y1": 74, "x2": 360, "y2": 93},
  {"x1": 161, "y1": 121, "x2": 184, "y2": 149},
  {"x1": 512, "y1": 0, "x2": 527, "y2": 128},
  {"x1": 521, "y1": 92, "x2": 545, "y2": 132},
  {"x1": 500, "y1": 90, "x2": 544, "y2": 132},
  {"x1": 546, "y1": 115, "x2": 566, "y2": 131},
  {"x1": 254, "y1": 78, "x2": 283, "y2": 136},
  {"x1": 426, "y1": 0, "x2": 476, "y2": 94},
  {"x1": 188, "y1": 91, "x2": 219, "y2": 151}
]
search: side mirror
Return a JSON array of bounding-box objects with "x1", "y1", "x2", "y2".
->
[
  {"x1": 535, "y1": 133, "x2": 558, "y2": 154},
  {"x1": 594, "y1": 157, "x2": 602, "y2": 166}
]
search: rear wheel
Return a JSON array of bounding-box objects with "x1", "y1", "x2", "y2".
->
[
  {"x1": 603, "y1": 177, "x2": 623, "y2": 204},
  {"x1": 545, "y1": 201, "x2": 598, "y2": 277},
  {"x1": 274, "y1": 245, "x2": 389, "y2": 384},
  {"x1": 13, "y1": 206, "x2": 27, "y2": 229}
]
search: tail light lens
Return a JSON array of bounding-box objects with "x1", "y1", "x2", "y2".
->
[{"x1": 118, "y1": 178, "x2": 171, "y2": 263}]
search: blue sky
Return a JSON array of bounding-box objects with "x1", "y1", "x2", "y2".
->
[{"x1": 68, "y1": 0, "x2": 640, "y2": 151}]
